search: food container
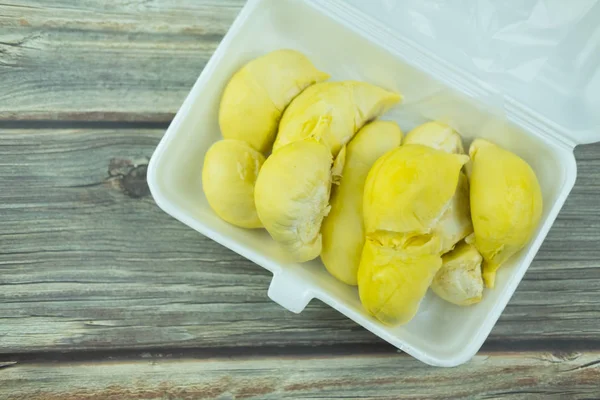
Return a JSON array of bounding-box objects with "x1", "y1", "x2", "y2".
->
[{"x1": 147, "y1": 0, "x2": 600, "y2": 366}]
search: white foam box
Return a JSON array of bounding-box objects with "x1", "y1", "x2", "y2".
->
[{"x1": 147, "y1": 0, "x2": 600, "y2": 366}]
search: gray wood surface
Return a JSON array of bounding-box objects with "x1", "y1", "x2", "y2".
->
[
  {"x1": 1, "y1": 351, "x2": 599, "y2": 399},
  {"x1": 1, "y1": 0, "x2": 600, "y2": 398},
  {"x1": 0, "y1": 0, "x2": 244, "y2": 122}
]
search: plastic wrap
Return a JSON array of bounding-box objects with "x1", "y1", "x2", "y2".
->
[{"x1": 321, "y1": 0, "x2": 600, "y2": 145}]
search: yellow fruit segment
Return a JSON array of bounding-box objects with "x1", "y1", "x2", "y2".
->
[
  {"x1": 403, "y1": 122, "x2": 472, "y2": 254},
  {"x1": 273, "y1": 81, "x2": 401, "y2": 156},
  {"x1": 202, "y1": 140, "x2": 265, "y2": 229},
  {"x1": 254, "y1": 140, "x2": 333, "y2": 262},
  {"x1": 363, "y1": 144, "x2": 469, "y2": 239},
  {"x1": 431, "y1": 239, "x2": 484, "y2": 306},
  {"x1": 433, "y1": 172, "x2": 473, "y2": 254},
  {"x1": 358, "y1": 143, "x2": 468, "y2": 324},
  {"x1": 404, "y1": 121, "x2": 464, "y2": 154},
  {"x1": 321, "y1": 121, "x2": 403, "y2": 286},
  {"x1": 219, "y1": 49, "x2": 329, "y2": 154},
  {"x1": 358, "y1": 239, "x2": 442, "y2": 325},
  {"x1": 469, "y1": 139, "x2": 543, "y2": 288}
]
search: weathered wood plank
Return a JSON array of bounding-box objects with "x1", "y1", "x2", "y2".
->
[
  {"x1": 0, "y1": 0, "x2": 244, "y2": 121},
  {"x1": 1, "y1": 352, "x2": 599, "y2": 399},
  {"x1": 0, "y1": 129, "x2": 599, "y2": 353}
]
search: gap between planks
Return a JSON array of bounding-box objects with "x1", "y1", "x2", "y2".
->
[{"x1": 3, "y1": 339, "x2": 600, "y2": 365}]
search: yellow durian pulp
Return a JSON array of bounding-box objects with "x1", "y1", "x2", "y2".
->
[
  {"x1": 363, "y1": 144, "x2": 470, "y2": 241},
  {"x1": 321, "y1": 121, "x2": 403, "y2": 285},
  {"x1": 431, "y1": 239, "x2": 484, "y2": 306},
  {"x1": 357, "y1": 144, "x2": 468, "y2": 325},
  {"x1": 402, "y1": 121, "x2": 473, "y2": 253},
  {"x1": 202, "y1": 139, "x2": 265, "y2": 229},
  {"x1": 254, "y1": 140, "x2": 333, "y2": 262},
  {"x1": 219, "y1": 49, "x2": 329, "y2": 153},
  {"x1": 434, "y1": 172, "x2": 473, "y2": 254},
  {"x1": 273, "y1": 81, "x2": 401, "y2": 156},
  {"x1": 469, "y1": 139, "x2": 543, "y2": 288},
  {"x1": 404, "y1": 121, "x2": 465, "y2": 154},
  {"x1": 358, "y1": 239, "x2": 442, "y2": 325}
]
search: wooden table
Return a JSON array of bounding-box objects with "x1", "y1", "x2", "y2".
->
[{"x1": 1, "y1": 1, "x2": 599, "y2": 398}]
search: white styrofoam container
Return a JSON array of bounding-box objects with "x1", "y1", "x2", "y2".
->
[{"x1": 147, "y1": 0, "x2": 600, "y2": 366}]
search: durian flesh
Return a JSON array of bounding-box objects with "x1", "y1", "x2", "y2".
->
[
  {"x1": 431, "y1": 240, "x2": 484, "y2": 306},
  {"x1": 358, "y1": 238, "x2": 442, "y2": 325},
  {"x1": 202, "y1": 139, "x2": 265, "y2": 229},
  {"x1": 469, "y1": 139, "x2": 543, "y2": 288},
  {"x1": 358, "y1": 144, "x2": 468, "y2": 325},
  {"x1": 219, "y1": 49, "x2": 329, "y2": 153},
  {"x1": 402, "y1": 121, "x2": 473, "y2": 254},
  {"x1": 321, "y1": 121, "x2": 403, "y2": 286},
  {"x1": 404, "y1": 121, "x2": 465, "y2": 154},
  {"x1": 254, "y1": 140, "x2": 333, "y2": 262},
  {"x1": 273, "y1": 81, "x2": 401, "y2": 156},
  {"x1": 434, "y1": 172, "x2": 473, "y2": 254},
  {"x1": 363, "y1": 144, "x2": 470, "y2": 241}
]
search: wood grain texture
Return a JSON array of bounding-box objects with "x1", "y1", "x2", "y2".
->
[
  {"x1": 1, "y1": 129, "x2": 599, "y2": 354},
  {"x1": 0, "y1": 0, "x2": 244, "y2": 122},
  {"x1": 1, "y1": 352, "x2": 599, "y2": 399}
]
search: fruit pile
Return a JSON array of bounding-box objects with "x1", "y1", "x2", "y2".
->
[{"x1": 202, "y1": 49, "x2": 543, "y2": 326}]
